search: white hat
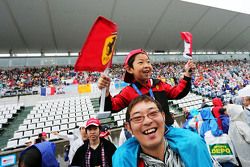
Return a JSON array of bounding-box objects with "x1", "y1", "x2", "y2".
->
[{"x1": 238, "y1": 85, "x2": 250, "y2": 97}]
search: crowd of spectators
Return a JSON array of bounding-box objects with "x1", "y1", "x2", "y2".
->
[
  {"x1": 192, "y1": 60, "x2": 249, "y2": 100},
  {"x1": 3, "y1": 58, "x2": 249, "y2": 166},
  {"x1": 0, "y1": 59, "x2": 249, "y2": 98},
  {"x1": 0, "y1": 66, "x2": 99, "y2": 96},
  {"x1": 182, "y1": 85, "x2": 250, "y2": 166}
]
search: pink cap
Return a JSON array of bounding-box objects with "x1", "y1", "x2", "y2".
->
[{"x1": 123, "y1": 49, "x2": 147, "y2": 83}]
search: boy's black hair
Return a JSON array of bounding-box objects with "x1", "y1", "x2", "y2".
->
[
  {"x1": 35, "y1": 138, "x2": 41, "y2": 144},
  {"x1": 219, "y1": 108, "x2": 226, "y2": 115},
  {"x1": 101, "y1": 124, "x2": 110, "y2": 132},
  {"x1": 38, "y1": 133, "x2": 42, "y2": 138},
  {"x1": 18, "y1": 147, "x2": 42, "y2": 167}
]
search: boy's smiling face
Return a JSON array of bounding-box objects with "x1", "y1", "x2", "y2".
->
[{"x1": 127, "y1": 53, "x2": 153, "y2": 84}]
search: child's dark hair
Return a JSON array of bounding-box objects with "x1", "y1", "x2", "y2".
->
[
  {"x1": 219, "y1": 108, "x2": 226, "y2": 115},
  {"x1": 18, "y1": 147, "x2": 42, "y2": 167},
  {"x1": 127, "y1": 54, "x2": 137, "y2": 68}
]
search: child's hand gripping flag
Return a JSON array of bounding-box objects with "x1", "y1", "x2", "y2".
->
[{"x1": 74, "y1": 16, "x2": 118, "y2": 116}]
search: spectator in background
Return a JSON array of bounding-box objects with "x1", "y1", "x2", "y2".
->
[
  {"x1": 51, "y1": 121, "x2": 88, "y2": 164},
  {"x1": 24, "y1": 139, "x2": 33, "y2": 147},
  {"x1": 182, "y1": 107, "x2": 198, "y2": 132},
  {"x1": 199, "y1": 107, "x2": 223, "y2": 138},
  {"x1": 40, "y1": 132, "x2": 47, "y2": 141},
  {"x1": 182, "y1": 107, "x2": 190, "y2": 119},
  {"x1": 212, "y1": 97, "x2": 223, "y2": 130},
  {"x1": 113, "y1": 95, "x2": 212, "y2": 167},
  {"x1": 201, "y1": 98, "x2": 209, "y2": 108},
  {"x1": 100, "y1": 124, "x2": 112, "y2": 142},
  {"x1": 71, "y1": 118, "x2": 116, "y2": 167},
  {"x1": 35, "y1": 138, "x2": 42, "y2": 144},
  {"x1": 35, "y1": 132, "x2": 47, "y2": 144},
  {"x1": 239, "y1": 85, "x2": 250, "y2": 126},
  {"x1": 18, "y1": 141, "x2": 59, "y2": 167},
  {"x1": 244, "y1": 96, "x2": 250, "y2": 125},
  {"x1": 219, "y1": 108, "x2": 229, "y2": 134},
  {"x1": 118, "y1": 124, "x2": 132, "y2": 146},
  {"x1": 226, "y1": 104, "x2": 250, "y2": 167},
  {"x1": 231, "y1": 96, "x2": 243, "y2": 105},
  {"x1": 170, "y1": 110, "x2": 180, "y2": 128}
]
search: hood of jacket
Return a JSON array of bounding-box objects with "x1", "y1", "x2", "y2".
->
[
  {"x1": 200, "y1": 107, "x2": 223, "y2": 137},
  {"x1": 212, "y1": 98, "x2": 223, "y2": 107},
  {"x1": 200, "y1": 107, "x2": 214, "y2": 120},
  {"x1": 73, "y1": 127, "x2": 82, "y2": 139},
  {"x1": 226, "y1": 104, "x2": 245, "y2": 122}
]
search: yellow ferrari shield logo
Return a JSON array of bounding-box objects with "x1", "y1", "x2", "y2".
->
[{"x1": 102, "y1": 34, "x2": 117, "y2": 65}]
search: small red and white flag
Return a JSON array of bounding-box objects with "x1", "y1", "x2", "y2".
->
[
  {"x1": 180, "y1": 32, "x2": 192, "y2": 59},
  {"x1": 74, "y1": 16, "x2": 118, "y2": 72}
]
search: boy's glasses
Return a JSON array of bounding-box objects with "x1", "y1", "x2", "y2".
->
[{"x1": 129, "y1": 110, "x2": 161, "y2": 124}]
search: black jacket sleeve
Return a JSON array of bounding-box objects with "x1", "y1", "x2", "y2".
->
[{"x1": 71, "y1": 145, "x2": 86, "y2": 167}]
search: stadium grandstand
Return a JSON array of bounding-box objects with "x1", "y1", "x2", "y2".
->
[{"x1": 0, "y1": 0, "x2": 250, "y2": 166}]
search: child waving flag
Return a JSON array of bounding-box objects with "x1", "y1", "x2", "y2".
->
[{"x1": 98, "y1": 48, "x2": 195, "y2": 125}]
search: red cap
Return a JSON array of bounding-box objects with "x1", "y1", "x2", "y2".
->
[
  {"x1": 41, "y1": 132, "x2": 47, "y2": 137},
  {"x1": 123, "y1": 49, "x2": 147, "y2": 83},
  {"x1": 100, "y1": 131, "x2": 110, "y2": 138},
  {"x1": 86, "y1": 118, "x2": 101, "y2": 128}
]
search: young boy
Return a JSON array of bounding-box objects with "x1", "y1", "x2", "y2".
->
[
  {"x1": 112, "y1": 95, "x2": 212, "y2": 167},
  {"x1": 71, "y1": 118, "x2": 116, "y2": 167},
  {"x1": 98, "y1": 49, "x2": 195, "y2": 125},
  {"x1": 219, "y1": 107, "x2": 230, "y2": 134}
]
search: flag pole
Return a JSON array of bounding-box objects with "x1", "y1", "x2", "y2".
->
[{"x1": 99, "y1": 67, "x2": 109, "y2": 113}]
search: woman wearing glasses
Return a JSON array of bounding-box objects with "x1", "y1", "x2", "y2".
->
[{"x1": 113, "y1": 95, "x2": 212, "y2": 167}]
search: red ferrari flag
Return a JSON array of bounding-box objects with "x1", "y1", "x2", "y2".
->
[
  {"x1": 180, "y1": 32, "x2": 192, "y2": 59},
  {"x1": 74, "y1": 16, "x2": 118, "y2": 72}
]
